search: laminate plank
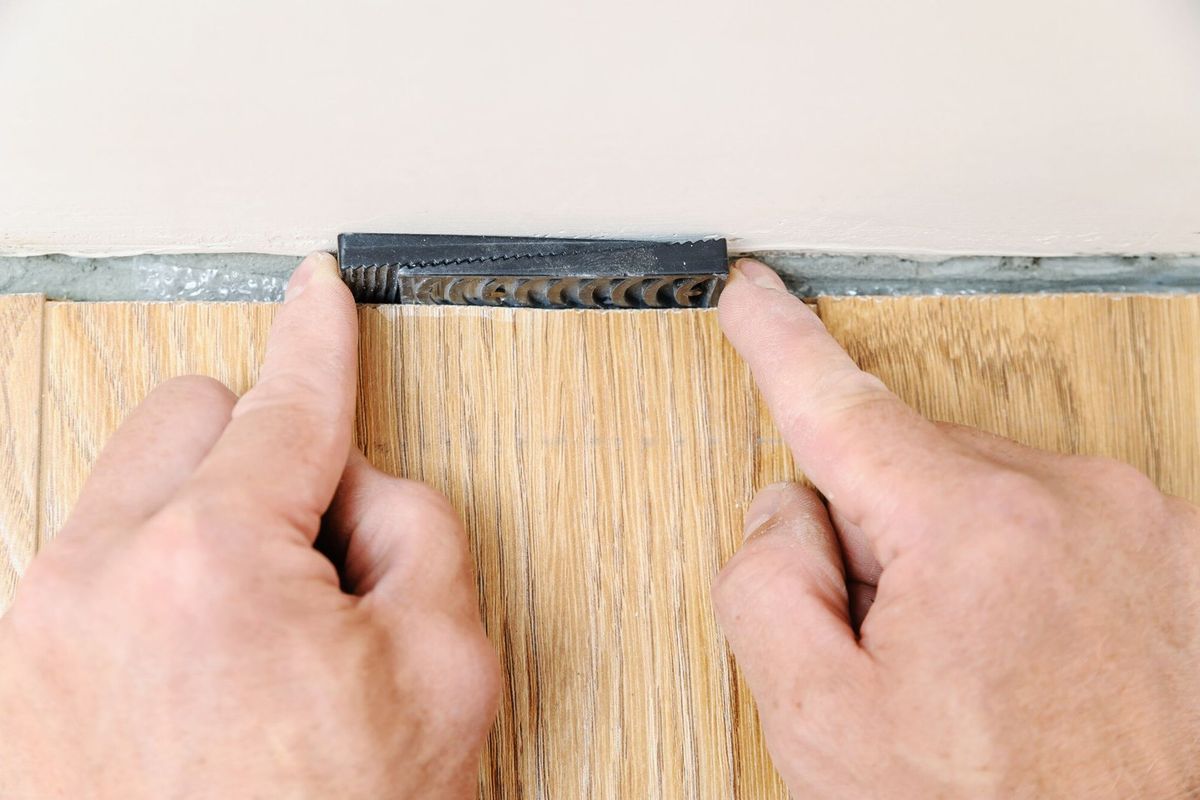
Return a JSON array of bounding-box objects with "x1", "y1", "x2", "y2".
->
[
  {"x1": 0, "y1": 295, "x2": 44, "y2": 614},
  {"x1": 354, "y1": 307, "x2": 789, "y2": 799},
  {"x1": 31, "y1": 295, "x2": 1200, "y2": 797},
  {"x1": 819, "y1": 295, "x2": 1200, "y2": 502},
  {"x1": 39, "y1": 303, "x2": 276, "y2": 539}
]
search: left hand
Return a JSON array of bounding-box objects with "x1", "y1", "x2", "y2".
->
[{"x1": 0, "y1": 252, "x2": 500, "y2": 799}]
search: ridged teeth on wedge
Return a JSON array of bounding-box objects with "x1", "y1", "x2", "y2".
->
[{"x1": 335, "y1": 233, "x2": 729, "y2": 308}]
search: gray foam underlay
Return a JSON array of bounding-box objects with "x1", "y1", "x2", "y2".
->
[
  {"x1": 0, "y1": 252, "x2": 1198, "y2": 302},
  {"x1": 760, "y1": 252, "x2": 1200, "y2": 296},
  {"x1": 0, "y1": 254, "x2": 294, "y2": 302}
]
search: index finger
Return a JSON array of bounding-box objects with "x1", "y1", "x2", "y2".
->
[
  {"x1": 718, "y1": 260, "x2": 983, "y2": 563},
  {"x1": 183, "y1": 252, "x2": 358, "y2": 540}
]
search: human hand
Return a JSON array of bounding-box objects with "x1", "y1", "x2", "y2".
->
[
  {"x1": 0, "y1": 253, "x2": 499, "y2": 799},
  {"x1": 714, "y1": 260, "x2": 1200, "y2": 798}
]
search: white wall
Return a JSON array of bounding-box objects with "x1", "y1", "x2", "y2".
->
[{"x1": 1, "y1": 0, "x2": 1198, "y2": 257}]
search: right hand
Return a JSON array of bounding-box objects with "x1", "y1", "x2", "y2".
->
[{"x1": 714, "y1": 259, "x2": 1200, "y2": 798}]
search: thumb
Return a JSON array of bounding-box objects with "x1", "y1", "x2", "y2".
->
[
  {"x1": 320, "y1": 452, "x2": 482, "y2": 623},
  {"x1": 713, "y1": 482, "x2": 864, "y2": 702}
]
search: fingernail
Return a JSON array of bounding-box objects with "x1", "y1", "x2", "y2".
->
[
  {"x1": 743, "y1": 482, "x2": 791, "y2": 541},
  {"x1": 285, "y1": 252, "x2": 338, "y2": 302},
  {"x1": 734, "y1": 258, "x2": 787, "y2": 291},
  {"x1": 726, "y1": 262, "x2": 745, "y2": 286}
]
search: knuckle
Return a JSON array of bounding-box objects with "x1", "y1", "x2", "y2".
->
[
  {"x1": 239, "y1": 371, "x2": 325, "y2": 411},
  {"x1": 399, "y1": 480, "x2": 460, "y2": 524},
  {"x1": 135, "y1": 502, "x2": 240, "y2": 603},
  {"x1": 809, "y1": 368, "x2": 893, "y2": 422},
  {"x1": 466, "y1": 635, "x2": 502, "y2": 719},
  {"x1": 145, "y1": 497, "x2": 209, "y2": 544},
  {"x1": 780, "y1": 368, "x2": 898, "y2": 451},
  {"x1": 711, "y1": 552, "x2": 751, "y2": 615},
  {"x1": 971, "y1": 468, "x2": 1064, "y2": 534},
  {"x1": 153, "y1": 374, "x2": 235, "y2": 408},
  {"x1": 9, "y1": 554, "x2": 79, "y2": 620},
  {"x1": 813, "y1": 365, "x2": 891, "y2": 407},
  {"x1": 171, "y1": 483, "x2": 259, "y2": 531},
  {"x1": 432, "y1": 628, "x2": 502, "y2": 731},
  {"x1": 398, "y1": 481, "x2": 470, "y2": 565},
  {"x1": 1078, "y1": 455, "x2": 1160, "y2": 502}
]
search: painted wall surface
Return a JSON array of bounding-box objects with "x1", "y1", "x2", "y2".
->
[{"x1": 1, "y1": 0, "x2": 1198, "y2": 257}]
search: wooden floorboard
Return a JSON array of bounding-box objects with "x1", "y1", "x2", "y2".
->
[
  {"x1": 38, "y1": 302, "x2": 275, "y2": 539},
  {"x1": 0, "y1": 295, "x2": 43, "y2": 613},
  {"x1": 19, "y1": 295, "x2": 1200, "y2": 797},
  {"x1": 355, "y1": 307, "x2": 789, "y2": 798},
  {"x1": 820, "y1": 295, "x2": 1200, "y2": 503}
]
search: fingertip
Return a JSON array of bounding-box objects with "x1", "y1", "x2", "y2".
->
[
  {"x1": 733, "y1": 258, "x2": 787, "y2": 291},
  {"x1": 720, "y1": 260, "x2": 789, "y2": 322},
  {"x1": 274, "y1": 250, "x2": 357, "y2": 359},
  {"x1": 715, "y1": 482, "x2": 841, "y2": 629},
  {"x1": 307, "y1": 251, "x2": 345, "y2": 287},
  {"x1": 743, "y1": 481, "x2": 826, "y2": 541},
  {"x1": 307, "y1": 250, "x2": 338, "y2": 268},
  {"x1": 285, "y1": 251, "x2": 345, "y2": 303},
  {"x1": 742, "y1": 481, "x2": 792, "y2": 539},
  {"x1": 146, "y1": 374, "x2": 237, "y2": 413},
  {"x1": 284, "y1": 252, "x2": 318, "y2": 302},
  {"x1": 192, "y1": 251, "x2": 358, "y2": 533},
  {"x1": 712, "y1": 479, "x2": 856, "y2": 689},
  {"x1": 719, "y1": 259, "x2": 814, "y2": 334}
]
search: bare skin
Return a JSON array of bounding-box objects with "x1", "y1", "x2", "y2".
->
[
  {"x1": 714, "y1": 259, "x2": 1200, "y2": 798},
  {"x1": 0, "y1": 253, "x2": 499, "y2": 799},
  {"x1": 1, "y1": 253, "x2": 1197, "y2": 797}
]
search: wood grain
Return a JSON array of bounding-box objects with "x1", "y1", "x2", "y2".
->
[
  {"x1": 0, "y1": 295, "x2": 43, "y2": 613},
  {"x1": 26, "y1": 295, "x2": 1200, "y2": 797},
  {"x1": 354, "y1": 307, "x2": 790, "y2": 798},
  {"x1": 38, "y1": 302, "x2": 276, "y2": 539},
  {"x1": 819, "y1": 295, "x2": 1200, "y2": 502}
]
